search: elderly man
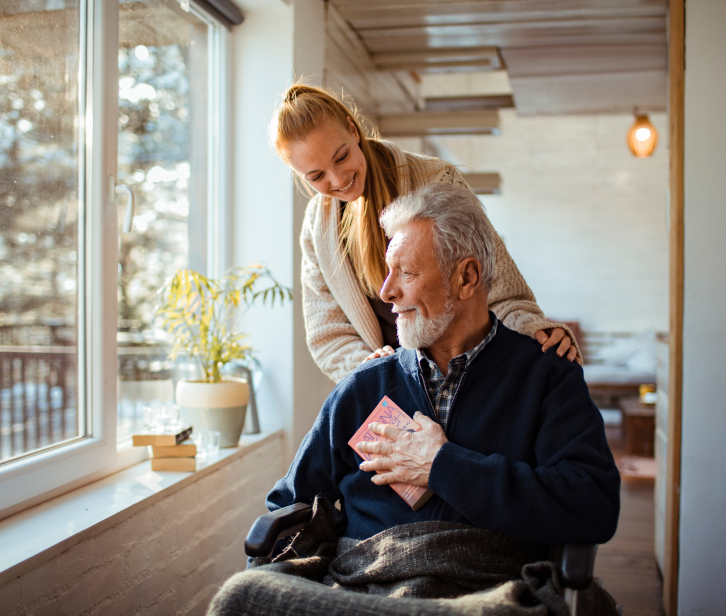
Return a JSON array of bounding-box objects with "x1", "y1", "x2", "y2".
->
[{"x1": 209, "y1": 184, "x2": 620, "y2": 616}]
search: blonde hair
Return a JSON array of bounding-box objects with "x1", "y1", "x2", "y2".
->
[{"x1": 272, "y1": 83, "x2": 398, "y2": 297}]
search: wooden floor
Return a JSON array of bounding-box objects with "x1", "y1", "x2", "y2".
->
[{"x1": 594, "y1": 430, "x2": 665, "y2": 616}]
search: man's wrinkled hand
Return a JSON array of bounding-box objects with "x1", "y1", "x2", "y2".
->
[{"x1": 356, "y1": 412, "x2": 448, "y2": 487}]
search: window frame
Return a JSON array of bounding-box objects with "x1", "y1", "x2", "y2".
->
[
  {"x1": 0, "y1": 0, "x2": 232, "y2": 514},
  {"x1": 207, "y1": 16, "x2": 232, "y2": 279}
]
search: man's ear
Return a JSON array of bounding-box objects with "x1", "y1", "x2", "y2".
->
[{"x1": 455, "y1": 258, "x2": 482, "y2": 300}]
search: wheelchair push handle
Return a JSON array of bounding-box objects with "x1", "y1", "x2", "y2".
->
[{"x1": 245, "y1": 503, "x2": 313, "y2": 558}]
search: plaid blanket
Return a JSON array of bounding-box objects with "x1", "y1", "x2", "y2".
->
[{"x1": 209, "y1": 497, "x2": 619, "y2": 616}]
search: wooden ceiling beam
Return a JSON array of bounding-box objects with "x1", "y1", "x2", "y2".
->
[
  {"x1": 328, "y1": 0, "x2": 669, "y2": 117},
  {"x1": 462, "y1": 172, "x2": 502, "y2": 195},
  {"x1": 509, "y1": 70, "x2": 666, "y2": 115},
  {"x1": 424, "y1": 95, "x2": 515, "y2": 112},
  {"x1": 396, "y1": 61, "x2": 497, "y2": 74},
  {"x1": 359, "y1": 16, "x2": 666, "y2": 42},
  {"x1": 364, "y1": 32, "x2": 667, "y2": 54},
  {"x1": 377, "y1": 110, "x2": 500, "y2": 137},
  {"x1": 348, "y1": 8, "x2": 667, "y2": 32},
  {"x1": 502, "y1": 44, "x2": 666, "y2": 77},
  {"x1": 373, "y1": 46, "x2": 501, "y2": 72},
  {"x1": 332, "y1": 0, "x2": 667, "y2": 10},
  {"x1": 332, "y1": 0, "x2": 667, "y2": 20}
]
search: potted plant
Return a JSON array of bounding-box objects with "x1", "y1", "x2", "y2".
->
[{"x1": 156, "y1": 265, "x2": 292, "y2": 447}]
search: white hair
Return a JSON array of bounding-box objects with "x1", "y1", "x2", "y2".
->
[{"x1": 379, "y1": 183, "x2": 497, "y2": 290}]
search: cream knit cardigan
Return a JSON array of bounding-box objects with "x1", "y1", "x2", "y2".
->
[{"x1": 300, "y1": 143, "x2": 578, "y2": 383}]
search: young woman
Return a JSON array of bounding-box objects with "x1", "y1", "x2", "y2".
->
[{"x1": 272, "y1": 84, "x2": 580, "y2": 383}]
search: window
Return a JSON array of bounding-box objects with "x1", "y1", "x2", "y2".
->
[
  {"x1": 0, "y1": 0, "x2": 229, "y2": 512},
  {"x1": 0, "y1": 0, "x2": 83, "y2": 465},
  {"x1": 116, "y1": 1, "x2": 223, "y2": 443}
]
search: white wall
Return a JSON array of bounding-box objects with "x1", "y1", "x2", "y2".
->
[
  {"x1": 231, "y1": 0, "x2": 332, "y2": 462},
  {"x1": 678, "y1": 1, "x2": 726, "y2": 613},
  {"x1": 232, "y1": 0, "x2": 295, "y2": 453},
  {"x1": 290, "y1": 1, "x2": 337, "y2": 450},
  {"x1": 423, "y1": 111, "x2": 669, "y2": 334}
]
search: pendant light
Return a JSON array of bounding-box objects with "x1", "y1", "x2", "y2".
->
[{"x1": 626, "y1": 113, "x2": 658, "y2": 158}]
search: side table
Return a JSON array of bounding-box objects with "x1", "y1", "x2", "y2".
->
[{"x1": 618, "y1": 396, "x2": 656, "y2": 457}]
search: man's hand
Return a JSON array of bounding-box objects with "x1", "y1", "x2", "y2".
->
[{"x1": 356, "y1": 412, "x2": 448, "y2": 487}]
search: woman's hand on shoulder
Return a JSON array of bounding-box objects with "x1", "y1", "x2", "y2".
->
[
  {"x1": 534, "y1": 328, "x2": 582, "y2": 365},
  {"x1": 363, "y1": 345, "x2": 396, "y2": 363}
]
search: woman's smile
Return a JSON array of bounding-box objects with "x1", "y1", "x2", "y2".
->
[
  {"x1": 286, "y1": 118, "x2": 368, "y2": 202},
  {"x1": 334, "y1": 173, "x2": 357, "y2": 194}
]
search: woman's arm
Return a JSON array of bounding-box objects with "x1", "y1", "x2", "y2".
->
[
  {"x1": 300, "y1": 203, "x2": 374, "y2": 383},
  {"x1": 434, "y1": 165, "x2": 582, "y2": 363}
]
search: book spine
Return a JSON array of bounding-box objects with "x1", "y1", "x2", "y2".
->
[
  {"x1": 132, "y1": 426, "x2": 193, "y2": 447},
  {"x1": 151, "y1": 445, "x2": 197, "y2": 458},
  {"x1": 151, "y1": 458, "x2": 196, "y2": 472},
  {"x1": 175, "y1": 427, "x2": 193, "y2": 444}
]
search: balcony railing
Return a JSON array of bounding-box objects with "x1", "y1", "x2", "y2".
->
[{"x1": 0, "y1": 346, "x2": 77, "y2": 463}]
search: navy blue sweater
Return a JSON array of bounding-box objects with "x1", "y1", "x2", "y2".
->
[{"x1": 267, "y1": 324, "x2": 620, "y2": 546}]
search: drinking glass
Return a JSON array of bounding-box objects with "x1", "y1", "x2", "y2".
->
[
  {"x1": 157, "y1": 404, "x2": 181, "y2": 432},
  {"x1": 142, "y1": 403, "x2": 180, "y2": 433},
  {"x1": 192, "y1": 430, "x2": 221, "y2": 458}
]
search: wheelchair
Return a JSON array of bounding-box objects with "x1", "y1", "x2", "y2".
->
[{"x1": 245, "y1": 502, "x2": 603, "y2": 616}]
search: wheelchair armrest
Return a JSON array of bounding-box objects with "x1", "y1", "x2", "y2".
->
[
  {"x1": 560, "y1": 543, "x2": 598, "y2": 590},
  {"x1": 244, "y1": 503, "x2": 313, "y2": 558}
]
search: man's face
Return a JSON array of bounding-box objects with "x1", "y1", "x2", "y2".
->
[{"x1": 380, "y1": 220, "x2": 455, "y2": 349}]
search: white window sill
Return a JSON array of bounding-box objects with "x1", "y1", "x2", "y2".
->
[{"x1": 0, "y1": 430, "x2": 282, "y2": 587}]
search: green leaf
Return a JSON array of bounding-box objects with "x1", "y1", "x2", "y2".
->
[{"x1": 156, "y1": 264, "x2": 292, "y2": 370}]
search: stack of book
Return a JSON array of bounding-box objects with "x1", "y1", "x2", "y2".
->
[{"x1": 132, "y1": 426, "x2": 197, "y2": 471}]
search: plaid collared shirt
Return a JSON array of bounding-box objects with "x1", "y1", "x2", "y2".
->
[{"x1": 416, "y1": 315, "x2": 498, "y2": 430}]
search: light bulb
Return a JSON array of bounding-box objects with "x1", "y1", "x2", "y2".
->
[
  {"x1": 635, "y1": 128, "x2": 651, "y2": 142},
  {"x1": 627, "y1": 114, "x2": 659, "y2": 158}
]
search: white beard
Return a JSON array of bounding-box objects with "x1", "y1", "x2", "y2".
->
[{"x1": 395, "y1": 297, "x2": 455, "y2": 350}]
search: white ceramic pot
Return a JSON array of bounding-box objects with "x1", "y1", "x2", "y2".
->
[{"x1": 175, "y1": 379, "x2": 249, "y2": 447}]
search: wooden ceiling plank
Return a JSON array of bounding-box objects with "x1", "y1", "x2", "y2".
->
[
  {"x1": 329, "y1": 0, "x2": 669, "y2": 117},
  {"x1": 331, "y1": 0, "x2": 667, "y2": 12},
  {"x1": 373, "y1": 46, "x2": 499, "y2": 64},
  {"x1": 509, "y1": 70, "x2": 667, "y2": 115},
  {"x1": 502, "y1": 44, "x2": 667, "y2": 77},
  {"x1": 327, "y1": 3, "x2": 375, "y2": 67},
  {"x1": 363, "y1": 32, "x2": 667, "y2": 54},
  {"x1": 419, "y1": 71, "x2": 513, "y2": 98},
  {"x1": 326, "y1": 3, "x2": 419, "y2": 117},
  {"x1": 373, "y1": 47, "x2": 502, "y2": 72},
  {"x1": 377, "y1": 59, "x2": 498, "y2": 73},
  {"x1": 377, "y1": 109, "x2": 500, "y2": 137},
  {"x1": 425, "y1": 95, "x2": 515, "y2": 112},
  {"x1": 343, "y1": 5, "x2": 667, "y2": 30},
  {"x1": 462, "y1": 172, "x2": 501, "y2": 195},
  {"x1": 357, "y1": 16, "x2": 667, "y2": 39}
]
